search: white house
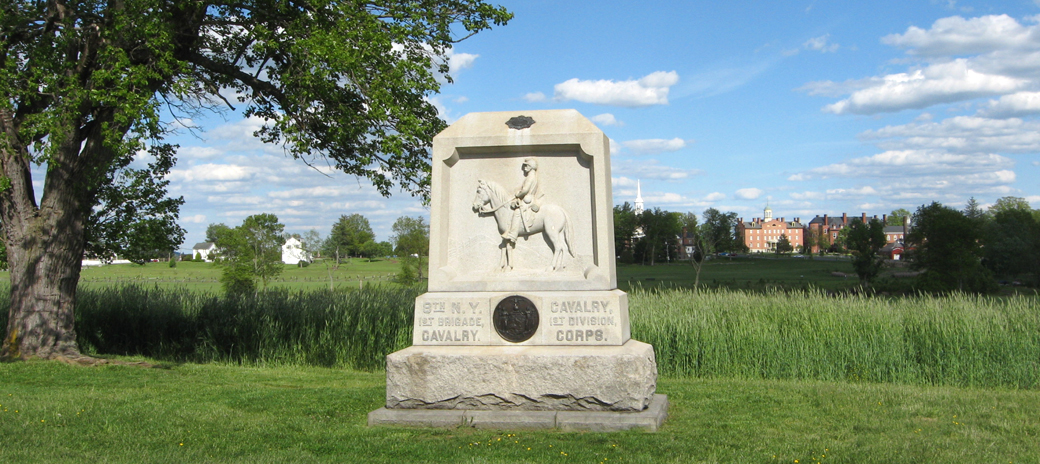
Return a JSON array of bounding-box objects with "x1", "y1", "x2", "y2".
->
[
  {"x1": 192, "y1": 242, "x2": 217, "y2": 261},
  {"x1": 282, "y1": 237, "x2": 310, "y2": 265}
]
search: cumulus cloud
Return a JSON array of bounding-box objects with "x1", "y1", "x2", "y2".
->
[
  {"x1": 822, "y1": 60, "x2": 1027, "y2": 115},
  {"x1": 611, "y1": 159, "x2": 702, "y2": 181},
  {"x1": 789, "y1": 191, "x2": 825, "y2": 200},
  {"x1": 735, "y1": 188, "x2": 764, "y2": 200},
  {"x1": 704, "y1": 192, "x2": 726, "y2": 201},
  {"x1": 978, "y1": 91, "x2": 1040, "y2": 117},
  {"x1": 862, "y1": 116, "x2": 1040, "y2": 153},
  {"x1": 169, "y1": 164, "x2": 259, "y2": 182},
  {"x1": 808, "y1": 15, "x2": 1040, "y2": 115},
  {"x1": 523, "y1": 92, "x2": 547, "y2": 102},
  {"x1": 881, "y1": 15, "x2": 1040, "y2": 57},
  {"x1": 621, "y1": 138, "x2": 688, "y2": 155},
  {"x1": 445, "y1": 49, "x2": 478, "y2": 74},
  {"x1": 611, "y1": 176, "x2": 638, "y2": 187},
  {"x1": 553, "y1": 71, "x2": 679, "y2": 107},
  {"x1": 793, "y1": 150, "x2": 1013, "y2": 180},
  {"x1": 804, "y1": 34, "x2": 840, "y2": 53},
  {"x1": 181, "y1": 214, "x2": 207, "y2": 224},
  {"x1": 590, "y1": 113, "x2": 623, "y2": 126}
]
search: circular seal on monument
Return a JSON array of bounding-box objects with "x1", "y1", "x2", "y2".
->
[{"x1": 493, "y1": 295, "x2": 539, "y2": 343}]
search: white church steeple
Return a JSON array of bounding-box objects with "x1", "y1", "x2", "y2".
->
[{"x1": 634, "y1": 180, "x2": 644, "y2": 215}]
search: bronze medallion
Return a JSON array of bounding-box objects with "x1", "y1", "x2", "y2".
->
[
  {"x1": 505, "y1": 115, "x2": 536, "y2": 130},
  {"x1": 493, "y1": 295, "x2": 539, "y2": 343}
]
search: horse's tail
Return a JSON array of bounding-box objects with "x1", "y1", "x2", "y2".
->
[{"x1": 564, "y1": 210, "x2": 575, "y2": 257}]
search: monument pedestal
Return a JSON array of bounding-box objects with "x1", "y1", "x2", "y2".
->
[{"x1": 385, "y1": 340, "x2": 657, "y2": 411}]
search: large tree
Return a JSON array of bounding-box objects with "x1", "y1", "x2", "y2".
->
[
  {"x1": 324, "y1": 213, "x2": 376, "y2": 261},
  {"x1": 906, "y1": 202, "x2": 995, "y2": 293},
  {"x1": 636, "y1": 208, "x2": 682, "y2": 266},
  {"x1": 0, "y1": 0, "x2": 511, "y2": 359},
  {"x1": 612, "y1": 202, "x2": 639, "y2": 260},
  {"x1": 887, "y1": 208, "x2": 911, "y2": 226},
  {"x1": 845, "y1": 218, "x2": 887, "y2": 286},
  {"x1": 391, "y1": 215, "x2": 429, "y2": 282},
  {"x1": 983, "y1": 208, "x2": 1040, "y2": 285},
  {"x1": 701, "y1": 208, "x2": 738, "y2": 254}
]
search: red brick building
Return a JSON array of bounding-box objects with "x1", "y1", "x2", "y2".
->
[
  {"x1": 806, "y1": 212, "x2": 909, "y2": 254},
  {"x1": 737, "y1": 205, "x2": 806, "y2": 253}
]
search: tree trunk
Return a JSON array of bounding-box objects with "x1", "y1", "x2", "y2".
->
[
  {"x1": 2, "y1": 222, "x2": 86, "y2": 359},
  {"x1": 0, "y1": 150, "x2": 90, "y2": 359},
  {"x1": 0, "y1": 107, "x2": 113, "y2": 360}
]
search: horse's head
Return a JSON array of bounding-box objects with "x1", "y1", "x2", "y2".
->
[{"x1": 472, "y1": 180, "x2": 491, "y2": 213}]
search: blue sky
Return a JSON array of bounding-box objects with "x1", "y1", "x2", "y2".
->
[{"x1": 167, "y1": 0, "x2": 1040, "y2": 250}]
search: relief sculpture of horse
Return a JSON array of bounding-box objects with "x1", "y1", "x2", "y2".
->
[{"x1": 471, "y1": 179, "x2": 573, "y2": 271}]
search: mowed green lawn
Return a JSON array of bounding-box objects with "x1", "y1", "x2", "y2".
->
[
  {"x1": 1, "y1": 360, "x2": 1037, "y2": 463},
  {"x1": 618, "y1": 255, "x2": 858, "y2": 292},
  {"x1": 73, "y1": 259, "x2": 409, "y2": 293},
  {"x1": 0, "y1": 254, "x2": 862, "y2": 293}
]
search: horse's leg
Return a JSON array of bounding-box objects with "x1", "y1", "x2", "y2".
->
[
  {"x1": 499, "y1": 240, "x2": 509, "y2": 270},
  {"x1": 542, "y1": 214, "x2": 564, "y2": 271},
  {"x1": 505, "y1": 239, "x2": 515, "y2": 271}
]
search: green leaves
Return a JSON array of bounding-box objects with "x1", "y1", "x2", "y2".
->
[
  {"x1": 214, "y1": 214, "x2": 287, "y2": 294},
  {"x1": 846, "y1": 218, "x2": 886, "y2": 285}
]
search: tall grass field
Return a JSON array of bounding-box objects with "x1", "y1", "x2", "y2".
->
[{"x1": 2, "y1": 285, "x2": 1037, "y2": 388}]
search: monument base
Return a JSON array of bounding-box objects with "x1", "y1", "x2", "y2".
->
[
  {"x1": 383, "y1": 339, "x2": 657, "y2": 411},
  {"x1": 369, "y1": 394, "x2": 668, "y2": 432}
]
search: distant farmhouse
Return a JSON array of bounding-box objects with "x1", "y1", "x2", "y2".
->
[
  {"x1": 281, "y1": 237, "x2": 311, "y2": 265},
  {"x1": 192, "y1": 242, "x2": 217, "y2": 261}
]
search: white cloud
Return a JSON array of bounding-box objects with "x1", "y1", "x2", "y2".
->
[
  {"x1": 181, "y1": 214, "x2": 207, "y2": 224},
  {"x1": 790, "y1": 191, "x2": 825, "y2": 200},
  {"x1": 523, "y1": 92, "x2": 547, "y2": 102},
  {"x1": 611, "y1": 159, "x2": 701, "y2": 181},
  {"x1": 862, "y1": 116, "x2": 1040, "y2": 153},
  {"x1": 179, "y1": 146, "x2": 222, "y2": 160},
  {"x1": 881, "y1": 15, "x2": 1040, "y2": 57},
  {"x1": 794, "y1": 149, "x2": 1013, "y2": 179},
  {"x1": 704, "y1": 192, "x2": 726, "y2": 201},
  {"x1": 826, "y1": 186, "x2": 879, "y2": 197},
  {"x1": 823, "y1": 59, "x2": 1027, "y2": 115},
  {"x1": 590, "y1": 113, "x2": 623, "y2": 126},
  {"x1": 445, "y1": 49, "x2": 478, "y2": 74},
  {"x1": 608, "y1": 138, "x2": 621, "y2": 155},
  {"x1": 268, "y1": 186, "x2": 353, "y2": 199},
  {"x1": 553, "y1": 71, "x2": 679, "y2": 107},
  {"x1": 453, "y1": 96, "x2": 469, "y2": 104},
  {"x1": 206, "y1": 195, "x2": 264, "y2": 205},
  {"x1": 804, "y1": 34, "x2": 840, "y2": 53},
  {"x1": 611, "y1": 176, "x2": 637, "y2": 187},
  {"x1": 169, "y1": 164, "x2": 259, "y2": 182},
  {"x1": 978, "y1": 91, "x2": 1040, "y2": 117},
  {"x1": 645, "y1": 192, "x2": 687, "y2": 204},
  {"x1": 621, "y1": 138, "x2": 688, "y2": 155},
  {"x1": 808, "y1": 15, "x2": 1040, "y2": 115},
  {"x1": 735, "y1": 188, "x2": 764, "y2": 200}
]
